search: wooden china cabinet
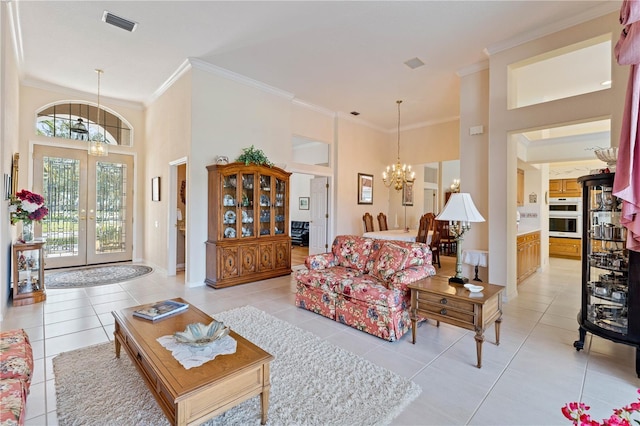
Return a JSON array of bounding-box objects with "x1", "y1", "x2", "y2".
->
[{"x1": 206, "y1": 162, "x2": 292, "y2": 288}]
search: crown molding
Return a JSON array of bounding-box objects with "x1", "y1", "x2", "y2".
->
[
  {"x1": 21, "y1": 78, "x2": 144, "y2": 110},
  {"x1": 291, "y1": 99, "x2": 335, "y2": 118},
  {"x1": 146, "y1": 59, "x2": 192, "y2": 107},
  {"x1": 7, "y1": 0, "x2": 24, "y2": 68},
  {"x1": 189, "y1": 58, "x2": 295, "y2": 100},
  {"x1": 456, "y1": 60, "x2": 489, "y2": 77},
  {"x1": 485, "y1": 2, "x2": 620, "y2": 56},
  {"x1": 401, "y1": 116, "x2": 460, "y2": 132},
  {"x1": 336, "y1": 112, "x2": 387, "y2": 133}
]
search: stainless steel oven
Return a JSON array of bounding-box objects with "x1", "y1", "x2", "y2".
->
[{"x1": 549, "y1": 197, "x2": 582, "y2": 238}]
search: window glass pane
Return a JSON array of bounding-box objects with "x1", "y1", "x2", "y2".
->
[{"x1": 35, "y1": 102, "x2": 132, "y2": 146}]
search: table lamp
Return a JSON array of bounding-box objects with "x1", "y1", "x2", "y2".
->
[{"x1": 436, "y1": 193, "x2": 485, "y2": 284}]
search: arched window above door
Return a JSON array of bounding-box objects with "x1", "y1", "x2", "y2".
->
[{"x1": 35, "y1": 101, "x2": 132, "y2": 147}]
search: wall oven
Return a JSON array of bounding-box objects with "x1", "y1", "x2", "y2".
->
[{"x1": 549, "y1": 197, "x2": 582, "y2": 238}]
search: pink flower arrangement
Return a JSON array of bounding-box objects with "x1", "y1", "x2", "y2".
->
[
  {"x1": 9, "y1": 189, "x2": 49, "y2": 224},
  {"x1": 562, "y1": 389, "x2": 640, "y2": 426}
]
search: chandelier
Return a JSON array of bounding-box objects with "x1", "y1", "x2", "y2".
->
[
  {"x1": 383, "y1": 100, "x2": 415, "y2": 191},
  {"x1": 88, "y1": 69, "x2": 108, "y2": 157}
]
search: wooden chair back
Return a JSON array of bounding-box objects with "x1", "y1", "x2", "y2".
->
[
  {"x1": 363, "y1": 213, "x2": 375, "y2": 233},
  {"x1": 377, "y1": 213, "x2": 388, "y2": 231},
  {"x1": 429, "y1": 230, "x2": 442, "y2": 268},
  {"x1": 437, "y1": 220, "x2": 456, "y2": 255}
]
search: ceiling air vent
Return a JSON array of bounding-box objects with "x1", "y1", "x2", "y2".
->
[{"x1": 102, "y1": 11, "x2": 138, "y2": 32}]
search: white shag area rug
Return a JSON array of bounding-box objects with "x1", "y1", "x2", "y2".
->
[{"x1": 54, "y1": 306, "x2": 421, "y2": 426}]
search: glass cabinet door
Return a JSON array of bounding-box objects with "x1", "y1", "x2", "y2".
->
[
  {"x1": 15, "y1": 246, "x2": 43, "y2": 295},
  {"x1": 240, "y1": 173, "x2": 254, "y2": 238},
  {"x1": 274, "y1": 177, "x2": 286, "y2": 236},
  {"x1": 586, "y1": 183, "x2": 628, "y2": 334},
  {"x1": 221, "y1": 173, "x2": 238, "y2": 239},
  {"x1": 258, "y1": 174, "x2": 272, "y2": 236}
]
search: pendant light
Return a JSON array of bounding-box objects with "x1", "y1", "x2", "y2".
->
[
  {"x1": 88, "y1": 69, "x2": 108, "y2": 157},
  {"x1": 382, "y1": 100, "x2": 415, "y2": 191}
]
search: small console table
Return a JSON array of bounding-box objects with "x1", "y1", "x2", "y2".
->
[
  {"x1": 408, "y1": 275, "x2": 504, "y2": 368},
  {"x1": 462, "y1": 249, "x2": 488, "y2": 282}
]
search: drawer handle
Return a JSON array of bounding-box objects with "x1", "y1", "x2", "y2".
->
[
  {"x1": 136, "y1": 352, "x2": 142, "y2": 361},
  {"x1": 440, "y1": 298, "x2": 448, "y2": 305},
  {"x1": 440, "y1": 308, "x2": 447, "y2": 315}
]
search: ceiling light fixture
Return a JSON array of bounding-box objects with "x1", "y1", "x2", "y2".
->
[
  {"x1": 382, "y1": 100, "x2": 415, "y2": 191},
  {"x1": 71, "y1": 118, "x2": 88, "y2": 137},
  {"x1": 88, "y1": 69, "x2": 108, "y2": 157}
]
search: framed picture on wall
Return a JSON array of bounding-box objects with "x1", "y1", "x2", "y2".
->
[
  {"x1": 151, "y1": 176, "x2": 161, "y2": 201},
  {"x1": 299, "y1": 197, "x2": 309, "y2": 210},
  {"x1": 402, "y1": 185, "x2": 413, "y2": 206},
  {"x1": 357, "y1": 173, "x2": 373, "y2": 204}
]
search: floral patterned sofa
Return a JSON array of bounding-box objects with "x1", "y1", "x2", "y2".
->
[
  {"x1": 294, "y1": 235, "x2": 436, "y2": 341},
  {"x1": 0, "y1": 329, "x2": 34, "y2": 426}
]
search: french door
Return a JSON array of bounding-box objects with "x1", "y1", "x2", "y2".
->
[{"x1": 33, "y1": 146, "x2": 134, "y2": 269}]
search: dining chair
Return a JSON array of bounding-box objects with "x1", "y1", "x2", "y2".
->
[
  {"x1": 377, "y1": 213, "x2": 388, "y2": 231},
  {"x1": 362, "y1": 213, "x2": 375, "y2": 233},
  {"x1": 429, "y1": 230, "x2": 441, "y2": 268},
  {"x1": 437, "y1": 220, "x2": 456, "y2": 255},
  {"x1": 416, "y1": 215, "x2": 429, "y2": 244}
]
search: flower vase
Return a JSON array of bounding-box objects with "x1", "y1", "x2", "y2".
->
[{"x1": 21, "y1": 222, "x2": 34, "y2": 243}]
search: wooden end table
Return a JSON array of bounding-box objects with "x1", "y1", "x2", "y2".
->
[
  {"x1": 408, "y1": 275, "x2": 504, "y2": 368},
  {"x1": 112, "y1": 298, "x2": 274, "y2": 425}
]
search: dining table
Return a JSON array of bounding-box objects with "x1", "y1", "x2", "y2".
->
[{"x1": 363, "y1": 229, "x2": 432, "y2": 244}]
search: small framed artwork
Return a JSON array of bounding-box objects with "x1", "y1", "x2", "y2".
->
[
  {"x1": 299, "y1": 197, "x2": 310, "y2": 210},
  {"x1": 4, "y1": 173, "x2": 11, "y2": 200},
  {"x1": 151, "y1": 176, "x2": 161, "y2": 201},
  {"x1": 402, "y1": 185, "x2": 414, "y2": 206},
  {"x1": 357, "y1": 173, "x2": 373, "y2": 205},
  {"x1": 11, "y1": 153, "x2": 19, "y2": 195}
]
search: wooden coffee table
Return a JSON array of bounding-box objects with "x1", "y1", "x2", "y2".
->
[
  {"x1": 408, "y1": 275, "x2": 504, "y2": 368},
  {"x1": 112, "y1": 298, "x2": 274, "y2": 425}
]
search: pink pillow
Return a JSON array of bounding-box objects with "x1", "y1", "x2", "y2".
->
[{"x1": 372, "y1": 242, "x2": 410, "y2": 281}]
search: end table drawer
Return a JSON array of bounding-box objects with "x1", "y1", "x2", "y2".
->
[
  {"x1": 421, "y1": 303, "x2": 475, "y2": 325},
  {"x1": 418, "y1": 293, "x2": 474, "y2": 313}
]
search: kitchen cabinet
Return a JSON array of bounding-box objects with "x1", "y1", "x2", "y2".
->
[
  {"x1": 549, "y1": 237, "x2": 581, "y2": 260},
  {"x1": 517, "y1": 169, "x2": 525, "y2": 206},
  {"x1": 574, "y1": 173, "x2": 640, "y2": 377},
  {"x1": 517, "y1": 231, "x2": 540, "y2": 284},
  {"x1": 205, "y1": 162, "x2": 292, "y2": 288},
  {"x1": 549, "y1": 178, "x2": 581, "y2": 198},
  {"x1": 12, "y1": 241, "x2": 46, "y2": 306}
]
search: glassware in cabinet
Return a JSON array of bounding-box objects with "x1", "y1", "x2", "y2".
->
[
  {"x1": 13, "y1": 241, "x2": 46, "y2": 306},
  {"x1": 575, "y1": 173, "x2": 640, "y2": 377}
]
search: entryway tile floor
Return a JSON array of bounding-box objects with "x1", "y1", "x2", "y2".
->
[{"x1": 2, "y1": 257, "x2": 639, "y2": 425}]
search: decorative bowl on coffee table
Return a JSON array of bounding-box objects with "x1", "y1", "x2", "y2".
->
[{"x1": 174, "y1": 320, "x2": 230, "y2": 347}]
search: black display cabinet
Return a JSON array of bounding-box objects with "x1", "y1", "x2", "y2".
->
[{"x1": 575, "y1": 173, "x2": 640, "y2": 377}]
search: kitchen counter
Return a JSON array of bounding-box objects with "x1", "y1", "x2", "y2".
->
[{"x1": 517, "y1": 227, "x2": 541, "y2": 236}]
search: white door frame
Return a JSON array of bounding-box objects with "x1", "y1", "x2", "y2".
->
[
  {"x1": 287, "y1": 164, "x2": 334, "y2": 253},
  {"x1": 167, "y1": 157, "x2": 187, "y2": 276}
]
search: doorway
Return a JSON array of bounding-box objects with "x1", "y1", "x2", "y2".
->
[
  {"x1": 167, "y1": 158, "x2": 187, "y2": 277},
  {"x1": 33, "y1": 145, "x2": 134, "y2": 269}
]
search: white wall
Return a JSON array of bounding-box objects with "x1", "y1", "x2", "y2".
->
[
  {"x1": 487, "y1": 11, "x2": 625, "y2": 299},
  {"x1": 459, "y1": 67, "x2": 490, "y2": 282},
  {"x1": 144, "y1": 69, "x2": 191, "y2": 277},
  {"x1": 188, "y1": 66, "x2": 293, "y2": 285},
  {"x1": 290, "y1": 174, "x2": 312, "y2": 222},
  {"x1": 1, "y1": 2, "x2": 21, "y2": 317}
]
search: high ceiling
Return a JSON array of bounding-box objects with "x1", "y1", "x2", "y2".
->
[{"x1": 9, "y1": 1, "x2": 619, "y2": 130}]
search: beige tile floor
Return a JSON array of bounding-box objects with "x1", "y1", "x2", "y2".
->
[{"x1": 1, "y1": 257, "x2": 639, "y2": 425}]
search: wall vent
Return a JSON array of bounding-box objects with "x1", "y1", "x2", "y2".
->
[{"x1": 102, "y1": 11, "x2": 138, "y2": 32}]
